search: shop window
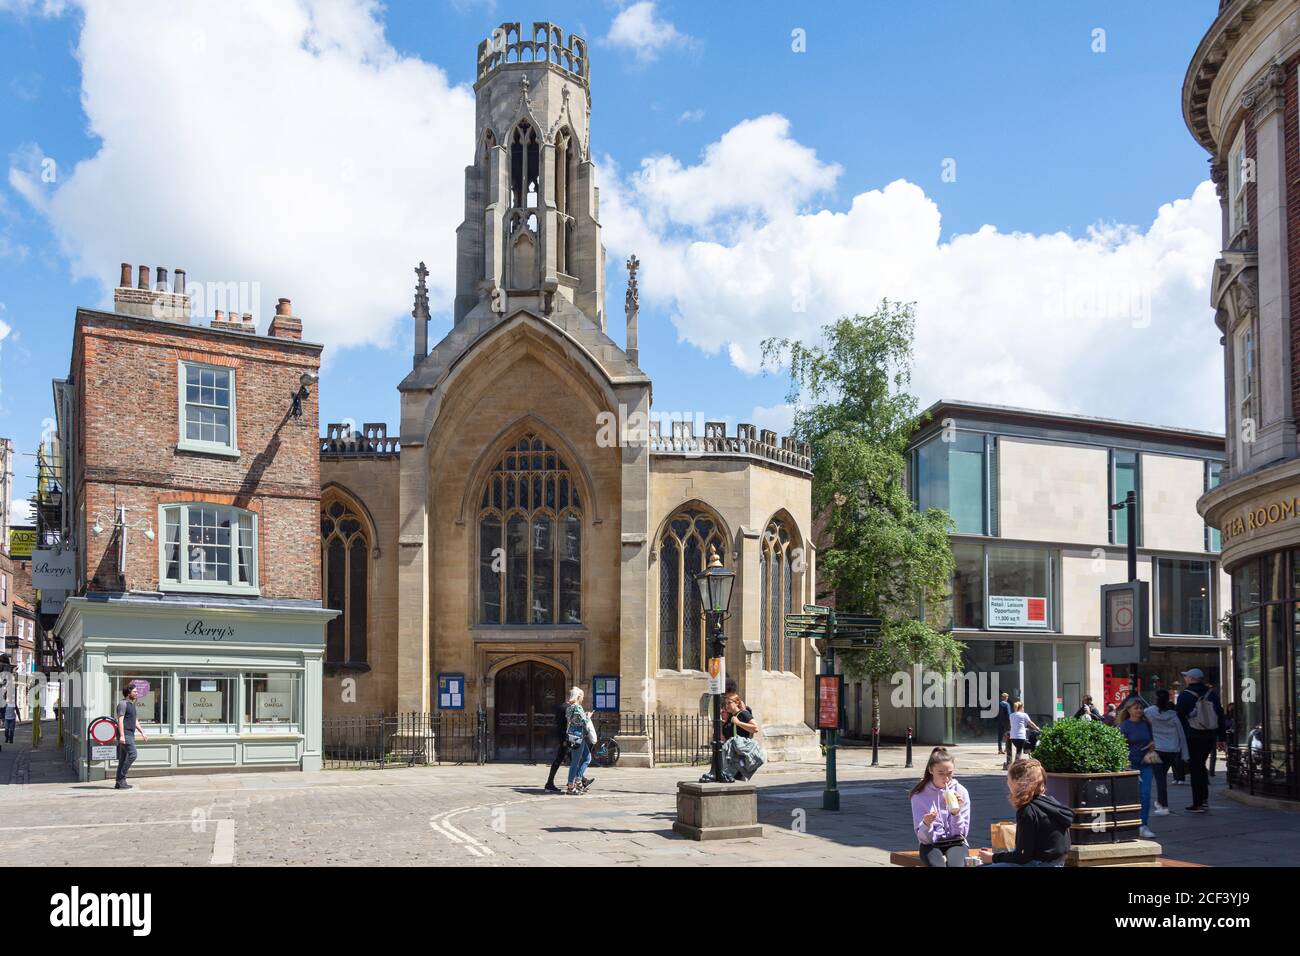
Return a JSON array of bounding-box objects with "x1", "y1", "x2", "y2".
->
[
  {"x1": 109, "y1": 673, "x2": 168, "y2": 728},
  {"x1": 477, "y1": 434, "x2": 582, "y2": 625},
  {"x1": 1156, "y1": 558, "x2": 1212, "y2": 636},
  {"x1": 986, "y1": 546, "x2": 1052, "y2": 630},
  {"x1": 950, "y1": 541, "x2": 985, "y2": 629},
  {"x1": 914, "y1": 432, "x2": 990, "y2": 535},
  {"x1": 1109, "y1": 450, "x2": 1141, "y2": 546},
  {"x1": 160, "y1": 504, "x2": 257, "y2": 594},
  {"x1": 759, "y1": 517, "x2": 799, "y2": 672},
  {"x1": 658, "y1": 507, "x2": 727, "y2": 671},
  {"x1": 179, "y1": 675, "x2": 235, "y2": 729},
  {"x1": 321, "y1": 496, "x2": 370, "y2": 664},
  {"x1": 244, "y1": 673, "x2": 301, "y2": 729},
  {"x1": 178, "y1": 360, "x2": 238, "y2": 455}
]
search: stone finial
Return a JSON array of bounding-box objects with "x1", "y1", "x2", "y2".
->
[
  {"x1": 625, "y1": 253, "x2": 640, "y2": 366},
  {"x1": 413, "y1": 261, "x2": 430, "y2": 368}
]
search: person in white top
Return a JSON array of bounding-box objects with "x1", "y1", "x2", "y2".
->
[{"x1": 1008, "y1": 701, "x2": 1040, "y2": 761}]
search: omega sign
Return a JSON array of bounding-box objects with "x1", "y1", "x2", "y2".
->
[
  {"x1": 1221, "y1": 495, "x2": 1300, "y2": 544},
  {"x1": 184, "y1": 620, "x2": 235, "y2": 641}
]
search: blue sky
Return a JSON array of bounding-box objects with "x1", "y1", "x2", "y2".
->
[{"x1": 0, "y1": 1, "x2": 1222, "y2": 514}]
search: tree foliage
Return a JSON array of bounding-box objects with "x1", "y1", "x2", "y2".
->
[{"x1": 762, "y1": 301, "x2": 963, "y2": 688}]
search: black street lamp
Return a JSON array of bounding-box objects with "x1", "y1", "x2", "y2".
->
[{"x1": 695, "y1": 545, "x2": 735, "y2": 784}]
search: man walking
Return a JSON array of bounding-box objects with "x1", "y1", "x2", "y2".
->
[
  {"x1": 3, "y1": 692, "x2": 17, "y2": 744},
  {"x1": 114, "y1": 682, "x2": 148, "y2": 790},
  {"x1": 996, "y1": 692, "x2": 1011, "y2": 754},
  {"x1": 1175, "y1": 668, "x2": 1224, "y2": 813}
]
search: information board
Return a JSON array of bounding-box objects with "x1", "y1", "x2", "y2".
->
[{"x1": 816, "y1": 674, "x2": 842, "y2": 730}]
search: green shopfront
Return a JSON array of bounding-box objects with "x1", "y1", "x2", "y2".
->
[{"x1": 56, "y1": 592, "x2": 334, "y2": 780}]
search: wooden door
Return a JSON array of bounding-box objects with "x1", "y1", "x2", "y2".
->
[{"x1": 494, "y1": 660, "x2": 565, "y2": 761}]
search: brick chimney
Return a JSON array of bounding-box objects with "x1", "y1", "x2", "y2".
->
[
  {"x1": 113, "y1": 261, "x2": 191, "y2": 323},
  {"x1": 267, "y1": 298, "x2": 302, "y2": 340},
  {"x1": 211, "y1": 309, "x2": 256, "y2": 334}
]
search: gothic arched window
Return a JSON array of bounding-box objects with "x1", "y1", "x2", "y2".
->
[
  {"x1": 478, "y1": 434, "x2": 581, "y2": 625},
  {"x1": 760, "y1": 518, "x2": 796, "y2": 672},
  {"x1": 658, "y1": 508, "x2": 727, "y2": 671},
  {"x1": 321, "y1": 497, "x2": 370, "y2": 665}
]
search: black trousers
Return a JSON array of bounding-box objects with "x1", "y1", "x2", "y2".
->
[
  {"x1": 115, "y1": 737, "x2": 138, "y2": 785},
  {"x1": 997, "y1": 723, "x2": 1009, "y2": 752},
  {"x1": 1187, "y1": 734, "x2": 1214, "y2": 807},
  {"x1": 545, "y1": 741, "x2": 567, "y2": 786}
]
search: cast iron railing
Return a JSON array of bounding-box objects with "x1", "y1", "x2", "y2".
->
[{"x1": 1226, "y1": 744, "x2": 1300, "y2": 801}]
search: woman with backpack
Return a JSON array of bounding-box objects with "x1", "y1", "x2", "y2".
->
[
  {"x1": 1146, "y1": 689, "x2": 1188, "y2": 817},
  {"x1": 563, "y1": 687, "x2": 598, "y2": 795},
  {"x1": 909, "y1": 747, "x2": 971, "y2": 867}
]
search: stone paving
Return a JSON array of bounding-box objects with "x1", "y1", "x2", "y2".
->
[{"x1": 1, "y1": 725, "x2": 1296, "y2": 866}]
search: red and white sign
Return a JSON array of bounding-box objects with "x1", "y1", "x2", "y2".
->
[
  {"x1": 988, "y1": 595, "x2": 1048, "y2": 628},
  {"x1": 1103, "y1": 666, "x2": 1141, "y2": 708},
  {"x1": 88, "y1": 717, "x2": 118, "y2": 744}
]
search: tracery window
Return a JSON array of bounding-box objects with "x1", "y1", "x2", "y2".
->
[
  {"x1": 759, "y1": 518, "x2": 797, "y2": 672},
  {"x1": 321, "y1": 497, "x2": 369, "y2": 664},
  {"x1": 658, "y1": 508, "x2": 727, "y2": 671},
  {"x1": 478, "y1": 434, "x2": 581, "y2": 625}
]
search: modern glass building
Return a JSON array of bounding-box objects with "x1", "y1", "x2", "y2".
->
[
  {"x1": 1186, "y1": 0, "x2": 1300, "y2": 802},
  {"x1": 844, "y1": 400, "x2": 1228, "y2": 747}
]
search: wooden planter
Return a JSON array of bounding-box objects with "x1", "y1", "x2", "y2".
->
[{"x1": 1045, "y1": 770, "x2": 1142, "y2": 845}]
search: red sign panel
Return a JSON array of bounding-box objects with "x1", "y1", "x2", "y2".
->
[
  {"x1": 1026, "y1": 598, "x2": 1046, "y2": 623},
  {"x1": 816, "y1": 675, "x2": 842, "y2": 730},
  {"x1": 1103, "y1": 665, "x2": 1141, "y2": 708}
]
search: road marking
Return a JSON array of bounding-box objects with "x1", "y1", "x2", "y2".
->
[
  {"x1": 0, "y1": 819, "x2": 197, "y2": 832},
  {"x1": 210, "y1": 819, "x2": 235, "y2": 865}
]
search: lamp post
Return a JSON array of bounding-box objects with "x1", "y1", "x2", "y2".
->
[{"x1": 695, "y1": 545, "x2": 735, "y2": 784}]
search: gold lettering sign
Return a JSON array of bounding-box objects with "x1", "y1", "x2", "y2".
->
[{"x1": 1222, "y1": 495, "x2": 1300, "y2": 543}]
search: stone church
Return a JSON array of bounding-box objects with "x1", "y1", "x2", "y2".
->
[{"x1": 320, "y1": 22, "x2": 818, "y2": 763}]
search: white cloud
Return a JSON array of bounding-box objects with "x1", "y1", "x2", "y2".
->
[
  {"x1": 8, "y1": 498, "x2": 33, "y2": 526},
  {"x1": 677, "y1": 109, "x2": 704, "y2": 124},
  {"x1": 749, "y1": 402, "x2": 796, "y2": 435},
  {"x1": 8, "y1": 0, "x2": 475, "y2": 353},
  {"x1": 600, "y1": 117, "x2": 1225, "y2": 432},
  {"x1": 605, "y1": 1, "x2": 691, "y2": 64}
]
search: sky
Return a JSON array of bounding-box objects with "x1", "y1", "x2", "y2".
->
[{"x1": 0, "y1": 0, "x2": 1224, "y2": 519}]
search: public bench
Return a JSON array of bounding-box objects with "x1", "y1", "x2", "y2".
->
[{"x1": 888, "y1": 849, "x2": 1205, "y2": 867}]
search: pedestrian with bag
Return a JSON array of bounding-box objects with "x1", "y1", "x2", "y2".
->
[
  {"x1": 978, "y1": 758, "x2": 1073, "y2": 867},
  {"x1": 544, "y1": 700, "x2": 572, "y2": 793},
  {"x1": 721, "y1": 691, "x2": 765, "y2": 781},
  {"x1": 1073, "y1": 696, "x2": 1102, "y2": 721},
  {"x1": 563, "y1": 687, "x2": 597, "y2": 795},
  {"x1": 1117, "y1": 696, "x2": 1160, "y2": 839},
  {"x1": 909, "y1": 747, "x2": 971, "y2": 867},
  {"x1": 1175, "y1": 668, "x2": 1224, "y2": 813},
  {"x1": 114, "y1": 682, "x2": 148, "y2": 790},
  {"x1": 1146, "y1": 689, "x2": 1188, "y2": 817}
]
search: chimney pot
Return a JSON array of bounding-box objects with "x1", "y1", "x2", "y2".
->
[
  {"x1": 119, "y1": 262, "x2": 132, "y2": 288},
  {"x1": 173, "y1": 269, "x2": 186, "y2": 294},
  {"x1": 241, "y1": 312, "x2": 253, "y2": 325},
  {"x1": 155, "y1": 266, "x2": 168, "y2": 291},
  {"x1": 137, "y1": 265, "x2": 150, "y2": 290},
  {"x1": 214, "y1": 310, "x2": 225, "y2": 323},
  {"x1": 276, "y1": 297, "x2": 292, "y2": 316}
]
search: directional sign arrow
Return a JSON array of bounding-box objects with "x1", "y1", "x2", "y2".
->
[{"x1": 804, "y1": 604, "x2": 831, "y2": 614}]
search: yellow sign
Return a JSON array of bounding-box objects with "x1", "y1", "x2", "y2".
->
[{"x1": 8, "y1": 528, "x2": 35, "y2": 559}]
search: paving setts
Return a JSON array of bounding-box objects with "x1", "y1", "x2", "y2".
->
[{"x1": 0, "y1": 724, "x2": 1294, "y2": 866}]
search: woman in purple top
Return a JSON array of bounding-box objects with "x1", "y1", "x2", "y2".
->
[
  {"x1": 1117, "y1": 696, "x2": 1157, "y2": 840},
  {"x1": 909, "y1": 747, "x2": 971, "y2": 867}
]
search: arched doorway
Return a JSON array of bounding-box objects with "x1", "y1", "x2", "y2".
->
[{"x1": 494, "y1": 660, "x2": 565, "y2": 761}]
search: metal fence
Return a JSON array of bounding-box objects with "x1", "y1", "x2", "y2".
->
[
  {"x1": 1227, "y1": 745, "x2": 1300, "y2": 801},
  {"x1": 322, "y1": 711, "x2": 488, "y2": 769},
  {"x1": 322, "y1": 711, "x2": 714, "y2": 769}
]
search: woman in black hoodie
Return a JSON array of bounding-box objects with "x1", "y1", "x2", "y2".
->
[{"x1": 979, "y1": 758, "x2": 1074, "y2": 867}]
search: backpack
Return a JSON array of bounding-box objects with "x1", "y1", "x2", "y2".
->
[{"x1": 1187, "y1": 690, "x2": 1219, "y2": 732}]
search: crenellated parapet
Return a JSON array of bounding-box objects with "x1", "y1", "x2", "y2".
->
[
  {"x1": 648, "y1": 420, "x2": 812, "y2": 474},
  {"x1": 476, "y1": 21, "x2": 588, "y2": 88},
  {"x1": 321, "y1": 422, "x2": 400, "y2": 459}
]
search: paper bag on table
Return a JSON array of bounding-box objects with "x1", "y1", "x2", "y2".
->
[{"x1": 991, "y1": 820, "x2": 1017, "y2": 850}]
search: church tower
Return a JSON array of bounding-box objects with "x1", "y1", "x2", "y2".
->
[{"x1": 453, "y1": 22, "x2": 605, "y2": 329}]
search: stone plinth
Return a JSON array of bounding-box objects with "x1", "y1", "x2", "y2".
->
[
  {"x1": 1067, "y1": 839, "x2": 1162, "y2": 867},
  {"x1": 672, "y1": 780, "x2": 762, "y2": 841},
  {"x1": 613, "y1": 734, "x2": 653, "y2": 768}
]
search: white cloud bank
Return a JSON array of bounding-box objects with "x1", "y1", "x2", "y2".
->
[
  {"x1": 600, "y1": 118, "x2": 1225, "y2": 432},
  {"x1": 8, "y1": 0, "x2": 475, "y2": 352},
  {"x1": 605, "y1": 1, "x2": 691, "y2": 64}
]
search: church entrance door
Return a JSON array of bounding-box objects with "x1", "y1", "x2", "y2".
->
[{"x1": 494, "y1": 660, "x2": 565, "y2": 761}]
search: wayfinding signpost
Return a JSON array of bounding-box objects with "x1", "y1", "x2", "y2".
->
[{"x1": 785, "y1": 604, "x2": 881, "y2": 811}]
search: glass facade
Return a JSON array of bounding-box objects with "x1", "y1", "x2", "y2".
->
[
  {"x1": 1156, "y1": 558, "x2": 1212, "y2": 636},
  {"x1": 1229, "y1": 551, "x2": 1299, "y2": 799},
  {"x1": 947, "y1": 542, "x2": 1055, "y2": 633},
  {"x1": 1110, "y1": 450, "x2": 1141, "y2": 546},
  {"x1": 915, "y1": 432, "x2": 989, "y2": 534}
]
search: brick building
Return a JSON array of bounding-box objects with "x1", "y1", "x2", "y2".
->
[{"x1": 48, "y1": 264, "x2": 336, "y2": 779}]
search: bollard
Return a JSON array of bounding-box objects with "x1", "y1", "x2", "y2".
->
[
  {"x1": 905, "y1": 726, "x2": 913, "y2": 768},
  {"x1": 870, "y1": 723, "x2": 879, "y2": 767}
]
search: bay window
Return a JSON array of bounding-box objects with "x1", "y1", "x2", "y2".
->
[{"x1": 160, "y1": 504, "x2": 257, "y2": 593}]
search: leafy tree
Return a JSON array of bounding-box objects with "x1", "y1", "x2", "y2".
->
[{"x1": 762, "y1": 301, "x2": 963, "y2": 739}]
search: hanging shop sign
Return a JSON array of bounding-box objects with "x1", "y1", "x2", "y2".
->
[
  {"x1": 8, "y1": 527, "x2": 35, "y2": 559},
  {"x1": 31, "y1": 548, "x2": 75, "y2": 589}
]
